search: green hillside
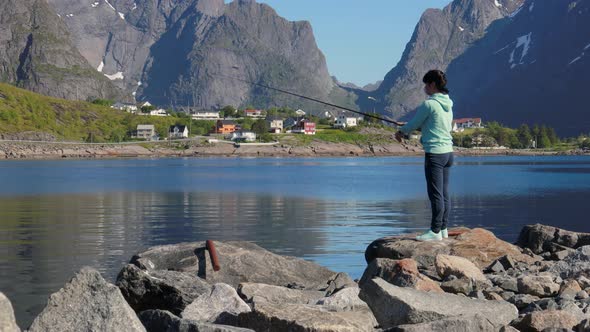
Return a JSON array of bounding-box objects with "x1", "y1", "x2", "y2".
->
[{"x1": 0, "y1": 83, "x2": 196, "y2": 142}]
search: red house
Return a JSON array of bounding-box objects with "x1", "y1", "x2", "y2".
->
[{"x1": 291, "y1": 119, "x2": 316, "y2": 135}]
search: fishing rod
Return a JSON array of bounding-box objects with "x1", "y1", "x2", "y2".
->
[{"x1": 214, "y1": 72, "x2": 405, "y2": 126}]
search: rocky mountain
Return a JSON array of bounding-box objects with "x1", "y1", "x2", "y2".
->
[
  {"x1": 0, "y1": 0, "x2": 124, "y2": 101},
  {"x1": 361, "y1": 0, "x2": 524, "y2": 120},
  {"x1": 44, "y1": 0, "x2": 355, "y2": 110},
  {"x1": 447, "y1": 0, "x2": 590, "y2": 135}
]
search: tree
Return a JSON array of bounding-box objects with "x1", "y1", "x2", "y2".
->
[
  {"x1": 538, "y1": 126, "x2": 551, "y2": 148},
  {"x1": 91, "y1": 99, "x2": 114, "y2": 107},
  {"x1": 516, "y1": 124, "x2": 532, "y2": 149},
  {"x1": 221, "y1": 105, "x2": 236, "y2": 118},
  {"x1": 251, "y1": 119, "x2": 269, "y2": 137},
  {"x1": 141, "y1": 105, "x2": 156, "y2": 113}
]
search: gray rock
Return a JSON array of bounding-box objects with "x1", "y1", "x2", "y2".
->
[
  {"x1": 499, "y1": 326, "x2": 520, "y2": 332},
  {"x1": 139, "y1": 309, "x2": 253, "y2": 332},
  {"x1": 500, "y1": 291, "x2": 515, "y2": 301},
  {"x1": 577, "y1": 291, "x2": 589, "y2": 300},
  {"x1": 486, "y1": 260, "x2": 505, "y2": 273},
  {"x1": 578, "y1": 276, "x2": 590, "y2": 289},
  {"x1": 440, "y1": 277, "x2": 473, "y2": 295},
  {"x1": 237, "y1": 302, "x2": 376, "y2": 331},
  {"x1": 315, "y1": 287, "x2": 371, "y2": 312},
  {"x1": 238, "y1": 283, "x2": 325, "y2": 305},
  {"x1": 492, "y1": 275, "x2": 519, "y2": 292},
  {"x1": 508, "y1": 294, "x2": 541, "y2": 310},
  {"x1": 550, "y1": 246, "x2": 590, "y2": 280},
  {"x1": 359, "y1": 277, "x2": 518, "y2": 329},
  {"x1": 28, "y1": 267, "x2": 145, "y2": 332},
  {"x1": 359, "y1": 258, "x2": 443, "y2": 293},
  {"x1": 324, "y1": 272, "x2": 357, "y2": 296},
  {"x1": 0, "y1": 292, "x2": 20, "y2": 332},
  {"x1": 517, "y1": 224, "x2": 558, "y2": 254},
  {"x1": 435, "y1": 254, "x2": 487, "y2": 282},
  {"x1": 388, "y1": 314, "x2": 496, "y2": 332},
  {"x1": 514, "y1": 310, "x2": 581, "y2": 332},
  {"x1": 182, "y1": 283, "x2": 251, "y2": 326},
  {"x1": 116, "y1": 264, "x2": 211, "y2": 315},
  {"x1": 517, "y1": 275, "x2": 560, "y2": 297},
  {"x1": 131, "y1": 241, "x2": 336, "y2": 290}
]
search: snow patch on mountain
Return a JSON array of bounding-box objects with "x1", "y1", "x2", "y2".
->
[
  {"x1": 104, "y1": 72, "x2": 124, "y2": 80},
  {"x1": 97, "y1": 61, "x2": 104, "y2": 72}
]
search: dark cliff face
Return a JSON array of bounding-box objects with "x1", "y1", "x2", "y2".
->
[
  {"x1": 139, "y1": 0, "x2": 346, "y2": 109},
  {"x1": 0, "y1": 0, "x2": 124, "y2": 101},
  {"x1": 447, "y1": 0, "x2": 590, "y2": 136},
  {"x1": 366, "y1": 0, "x2": 524, "y2": 119},
  {"x1": 43, "y1": 0, "x2": 353, "y2": 110}
]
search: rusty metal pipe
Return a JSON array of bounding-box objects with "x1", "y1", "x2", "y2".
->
[{"x1": 206, "y1": 240, "x2": 221, "y2": 271}]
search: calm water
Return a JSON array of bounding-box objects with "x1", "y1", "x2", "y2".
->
[{"x1": 1, "y1": 156, "x2": 590, "y2": 327}]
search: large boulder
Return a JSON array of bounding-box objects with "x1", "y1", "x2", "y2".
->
[
  {"x1": 116, "y1": 264, "x2": 211, "y2": 315},
  {"x1": 238, "y1": 283, "x2": 325, "y2": 305},
  {"x1": 517, "y1": 275, "x2": 560, "y2": 298},
  {"x1": 366, "y1": 228, "x2": 536, "y2": 270},
  {"x1": 434, "y1": 254, "x2": 487, "y2": 282},
  {"x1": 130, "y1": 241, "x2": 337, "y2": 290},
  {"x1": 388, "y1": 314, "x2": 497, "y2": 332},
  {"x1": 237, "y1": 302, "x2": 377, "y2": 332},
  {"x1": 181, "y1": 283, "x2": 251, "y2": 326},
  {"x1": 28, "y1": 267, "x2": 145, "y2": 332},
  {"x1": 517, "y1": 224, "x2": 590, "y2": 254},
  {"x1": 359, "y1": 277, "x2": 518, "y2": 329},
  {"x1": 139, "y1": 309, "x2": 253, "y2": 332},
  {"x1": 359, "y1": 258, "x2": 443, "y2": 293},
  {"x1": 0, "y1": 292, "x2": 20, "y2": 332},
  {"x1": 514, "y1": 310, "x2": 581, "y2": 332}
]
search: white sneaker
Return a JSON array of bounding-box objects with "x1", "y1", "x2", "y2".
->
[
  {"x1": 416, "y1": 230, "x2": 442, "y2": 241},
  {"x1": 441, "y1": 228, "x2": 449, "y2": 239}
]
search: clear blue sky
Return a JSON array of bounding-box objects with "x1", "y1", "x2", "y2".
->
[{"x1": 225, "y1": 0, "x2": 451, "y2": 86}]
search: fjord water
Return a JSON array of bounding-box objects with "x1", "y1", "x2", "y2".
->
[{"x1": 1, "y1": 156, "x2": 590, "y2": 327}]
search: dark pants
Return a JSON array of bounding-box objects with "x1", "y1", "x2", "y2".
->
[{"x1": 424, "y1": 152, "x2": 453, "y2": 233}]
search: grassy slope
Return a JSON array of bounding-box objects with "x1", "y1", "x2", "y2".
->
[{"x1": 0, "y1": 83, "x2": 195, "y2": 142}]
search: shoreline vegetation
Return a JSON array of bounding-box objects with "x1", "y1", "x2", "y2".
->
[{"x1": 3, "y1": 223, "x2": 590, "y2": 331}]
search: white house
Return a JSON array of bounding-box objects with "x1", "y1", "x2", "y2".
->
[
  {"x1": 112, "y1": 102, "x2": 137, "y2": 113},
  {"x1": 192, "y1": 110, "x2": 220, "y2": 120},
  {"x1": 141, "y1": 101, "x2": 152, "y2": 108},
  {"x1": 266, "y1": 117, "x2": 284, "y2": 133},
  {"x1": 136, "y1": 124, "x2": 156, "y2": 140},
  {"x1": 295, "y1": 109, "x2": 306, "y2": 116},
  {"x1": 149, "y1": 109, "x2": 168, "y2": 117},
  {"x1": 169, "y1": 125, "x2": 189, "y2": 139},
  {"x1": 229, "y1": 131, "x2": 256, "y2": 142},
  {"x1": 453, "y1": 118, "x2": 483, "y2": 131},
  {"x1": 334, "y1": 115, "x2": 358, "y2": 129}
]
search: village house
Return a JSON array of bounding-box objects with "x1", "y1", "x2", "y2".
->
[
  {"x1": 266, "y1": 116, "x2": 284, "y2": 133},
  {"x1": 213, "y1": 120, "x2": 237, "y2": 134},
  {"x1": 140, "y1": 101, "x2": 153, "y2": 108},
  {"x1": 191, "y1": 110, "x2": 220, "y2": 120},
  {"x1": 229, "y1": 131, "x2": 257, "y2": 142},
  {"x1": 245, "y1": 109, "x2": 265, "y2": 118},
  {"x1": 145, "y1": 109, "x2": 168, "y2": 117},
  {"x1": 111, "y1": 102, "x2": 138, "y2": 113},
  {"x1": 334, "y1": 114, "x2": 358, "y2": 129},
  {"x1": 136, "y1": 124, "x2": 156, "y2": 140},
  {"x1": 291, "y1": 119, "x2": 316, "y2": 135},
  {"x1": 169, "y1": 125, "x2": 189, "y2": 139},
  {"x1": 453, "y1": 118, "x2": 483, "y2": 132}
]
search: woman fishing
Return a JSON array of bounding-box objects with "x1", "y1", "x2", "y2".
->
[{"x1": 396, "y1": 70, "x2": 454, "y2": 241}]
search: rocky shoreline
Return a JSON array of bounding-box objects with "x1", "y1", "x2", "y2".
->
[
  {"x1": 2, "y1": 224, "x2": 590, "y2": 331},
  {"x1": 0, "y1": 141, "x2": 586, "y2": 159}
]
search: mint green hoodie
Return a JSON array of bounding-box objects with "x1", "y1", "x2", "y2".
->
[{"x1": 400, "y1": 93, "x2": 454, "y2": 154}]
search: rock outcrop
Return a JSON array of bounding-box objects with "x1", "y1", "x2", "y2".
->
[
  {"x1": 0, "y1": 292, "x2": 20, "y2": 332},
  {"x1": 28, "y1": 267, "x2": 145, "y2": 332}
]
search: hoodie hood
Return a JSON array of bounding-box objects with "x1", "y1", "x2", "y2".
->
[{"x1": 429, "y1": 93, "x2": 453, "y2": 112}]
